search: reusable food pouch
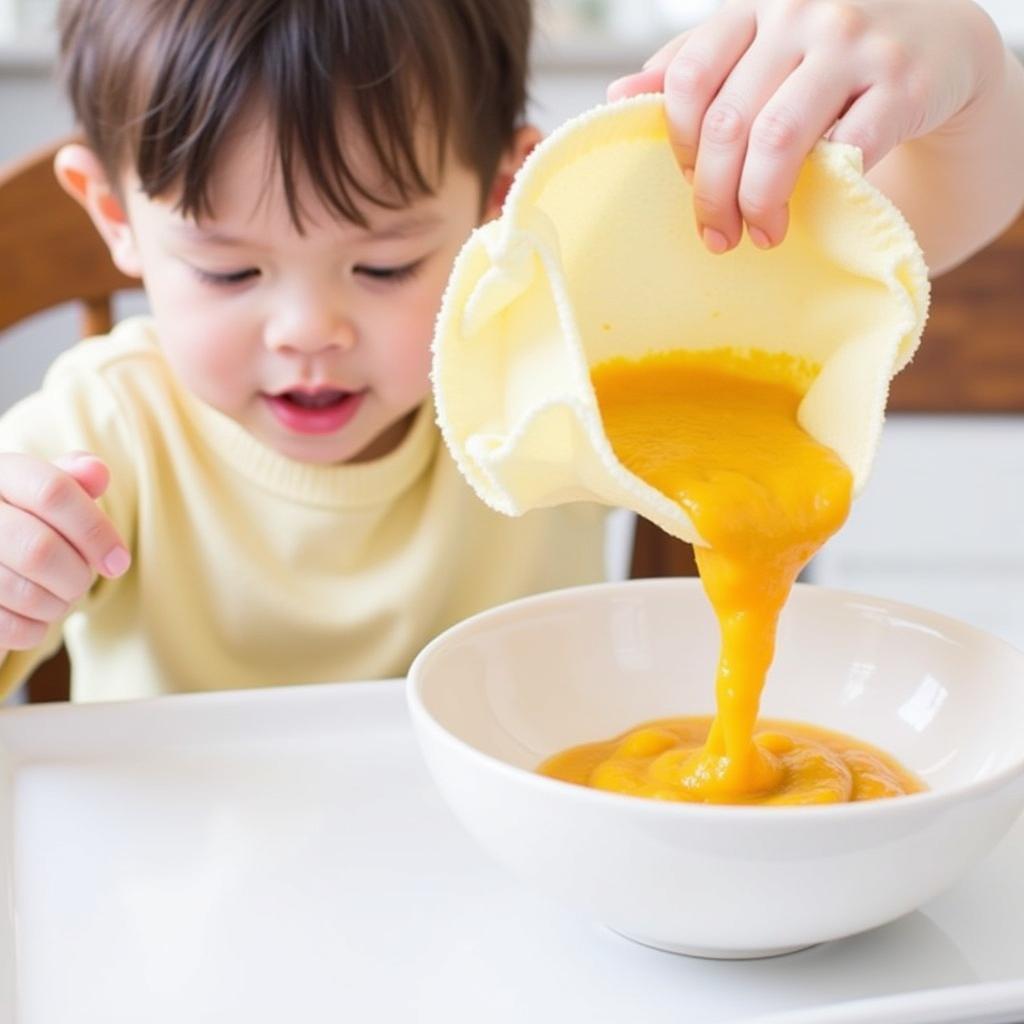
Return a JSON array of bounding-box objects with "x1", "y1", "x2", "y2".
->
[{"x1": 432, "y1": 95, "x2": 929, "y2": 545}]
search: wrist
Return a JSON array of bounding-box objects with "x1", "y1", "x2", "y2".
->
[{"x1": 946, "y1": 1, "x2": 1009, "y2": 127}]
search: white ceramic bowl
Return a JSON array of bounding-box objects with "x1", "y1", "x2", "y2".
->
[{"x1": 408, "y1": 579, "x2": 1024, "y2": 959}]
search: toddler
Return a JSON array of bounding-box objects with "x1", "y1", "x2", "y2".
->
[{"x1": 0, "y1": 0, "x2": 606, "y2": 700}]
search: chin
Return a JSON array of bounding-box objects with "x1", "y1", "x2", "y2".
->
[
  {"x1": 281, "y1": 439, "x2": 364, "y2": 465},
  {"x1": 256, "y1": 408, "x2": 414, "y2": 465},
  {"x1": 250, "y1": 410, "x2": 374, "y2": 465}
]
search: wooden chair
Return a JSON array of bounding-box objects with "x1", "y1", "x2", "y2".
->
[{"x1": 0, "y1": 137, "x2": 138, "y2": 703}]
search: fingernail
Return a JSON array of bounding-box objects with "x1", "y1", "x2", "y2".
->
[
  {"x1": 102, "y1": 546, "x2": 131, "y2": 578},
  {"x1": 748, "y1": 227, "x2": 772, "y2": 250},
  {"x1": 702, "y1": 227, "x2": 729, "y2": 254}
]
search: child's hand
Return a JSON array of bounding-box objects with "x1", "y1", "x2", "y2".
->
[
  {"x1": 609, "y1": 0, "x2": 1001, "y2": 254},
  {"x1": 0, "y1": 452, "x2": 130, "y2": 651}
]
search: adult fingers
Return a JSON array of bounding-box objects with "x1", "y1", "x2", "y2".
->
[
  {"x1": 608, "y1": 30, "x2": 691, "y2": 101},
  {"x1": 691, "y1": 38, "x2": 802, "y2": 252},
  {"x1": 0, "y1": 453, "x2": 129, "y2": 582},
  {"x1": 828, "y1": 85, "x2": 910, "y2": 172},
  {"x1": 737, "y1": 58, "x2": 859, "y2": 248},
  {"x1": 643, "y1": 31, "x2": 691, "y2": 74},
  {"x1": 607, "y1": 67, "x2": 666, "y2": 102},
  {"x1": 662, "y1": 7, "x2": 758, "y2": 181}
]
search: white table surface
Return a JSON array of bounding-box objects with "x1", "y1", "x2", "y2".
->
[{"x1": 1, "y1": 679, "x2": 1023, "y2": 1024}]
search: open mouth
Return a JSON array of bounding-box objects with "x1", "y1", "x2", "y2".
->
[
  {"x1": 281, "y1": 388, "x2": 350, "y2": 409},
  {"x1": 264, "y1": 387, "x2": 367, "y2": 435}
]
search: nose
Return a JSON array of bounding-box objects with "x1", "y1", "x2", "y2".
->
[{"x1": 264, "y1": 287, "x2": 356, "y2": 355}]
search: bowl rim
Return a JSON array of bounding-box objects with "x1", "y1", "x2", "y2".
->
[{"x1": 407, "y1": 578, "x2": 1024, "y2": 823}]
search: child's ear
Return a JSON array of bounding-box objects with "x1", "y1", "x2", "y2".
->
[
  {"x1": 54, "y1": 144, "x2": 144, "y2": 279},
  {"x1": 483, "y1": 124, "x2": 543, "y2": 221}
]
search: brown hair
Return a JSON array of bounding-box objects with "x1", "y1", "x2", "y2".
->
[{"x1": 58, "y1": 0, "x2": 532, "y2": 227}]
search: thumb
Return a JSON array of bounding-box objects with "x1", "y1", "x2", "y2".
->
[
  {"x1": 53, "y1": 451, "x2": 111, "y2": 501},
  {"x1": 607, "y1": 67, "x2": 665, "y2": 102},
  {"x1": 607, "y1": 30, "x2": 691, "y2": 101}
]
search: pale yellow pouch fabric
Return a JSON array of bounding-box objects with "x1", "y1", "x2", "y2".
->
[{"x1": 432, "y1": 95, "x2": 929, "y2": 545}]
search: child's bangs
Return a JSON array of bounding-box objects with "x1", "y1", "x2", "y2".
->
[
  {"x1": 61, "y1": 0, "x2": 530, "y2": 228},
  {"x1": 140, "y1": 3, "x2": 462, "y2": 228},
  {"x1": 268, "y1": 48, "x2": 456, "y2": 229}
]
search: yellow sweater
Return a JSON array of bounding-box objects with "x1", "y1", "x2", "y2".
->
[{"x1": 0, "y1": 319, "x2": 606, "y2": 701}]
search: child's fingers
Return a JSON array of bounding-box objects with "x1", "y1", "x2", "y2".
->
[
  {"x1": 0, "y1": 453, "x2": 130, "y2": 583},
  {"x1": 0, "y1": 501, "x2": 95, "y2": 605},
  {"x1": 0, "y1": 605, "x2": 49, "y2": 652},
  {"x1": 691, "y1": 40, "x2": 801, "y2": 252},
  {"x1": 0, "y1": 564, "x2": 70, "y2": 626},
  {"x1": 53, "y1": 451, "x2": 110, "y2": 501},
  {"x1": 661, "y1": 8, "x2": 758, "y2": 179},
  {"x1": 828, "y1": 86, "x2": 907, "y2": 172},
  {"x1": 737, "y1": 60, "x2": 858, "y2": 248}
]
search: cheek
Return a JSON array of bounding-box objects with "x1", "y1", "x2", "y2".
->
[
  {"x1": 371, "y1": 310, "x2": 432, "y2": 404},
  {"x1": 147, "y1": 278, "x2": 258, "y2": 408},
  {"x1": 169, "y1": 326, "x2": 253, "y2": 402},
  {"x1": 394, "y1": 334, "x2": 434, "y2": 402},
  {"x1": 367, "y1": 268, "x2": 450, "y2": 402},
  {"x1": 383, "y1": 281, "x2": 447, "y2": 399}
]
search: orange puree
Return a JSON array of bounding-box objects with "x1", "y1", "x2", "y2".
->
[
  {"x1": 540, "y1": 717, "x2": 923, "y2": 805},
  {"x1": 539, "y1": 348, "x2": 922, "y2": 805}
]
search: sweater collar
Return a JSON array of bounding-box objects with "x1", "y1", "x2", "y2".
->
[{"x1": 187, "y1": 389, "x2": 438, "y2": 509}]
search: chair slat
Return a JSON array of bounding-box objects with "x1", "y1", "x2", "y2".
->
[
  {"x1": 0, "y1": 137, "x2": 139, "y2": 702},
  {"x1": 0, "y1": 138, "x2": 136, "y2": 333}
]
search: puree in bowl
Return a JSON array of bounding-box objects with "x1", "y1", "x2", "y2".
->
[
  {"x1": 540, "y1": 717, "x2": 924, "y2": 805},
  {"x1": 539, "y1": 348, "x2": 924, "y2": 805}
]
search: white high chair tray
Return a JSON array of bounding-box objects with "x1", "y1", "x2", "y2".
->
[{"x1": 1, "y1": 679, "x2": 1023, "y2": 1024}]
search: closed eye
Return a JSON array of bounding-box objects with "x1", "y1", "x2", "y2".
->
[
  {"x1": 194, "y1": 267, "x2": 260, "y2": 287},
  {"x1": 354, "y1": 260, "x2": 422, "y2": 283}
]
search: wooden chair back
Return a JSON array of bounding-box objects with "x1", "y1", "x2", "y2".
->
[
  {"x1": 0, "y1": 138, "x2": 136, "y2": 337},
  {"x1": 0, "y1": 137, "x2": 138, "y2": 703}
]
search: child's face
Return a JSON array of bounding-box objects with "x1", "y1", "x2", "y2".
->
[{"x1": 118, "y1": 117, "x2": 486, "y2": 464}]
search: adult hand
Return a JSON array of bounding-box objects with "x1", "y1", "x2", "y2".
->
[{"x1": 609, "y1": 1, "x2": 1000, "y2": 254}]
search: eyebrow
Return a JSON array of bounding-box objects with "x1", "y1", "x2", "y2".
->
[
  {"x1": 173, "y1": 224, "x2": 254, "y2": 247},
  {"x1": 174, "y1": 211, "x2": 444, "y2": 248},
  {"x1": 361, "y1": 212, "x2": 444, "y2": 240}
]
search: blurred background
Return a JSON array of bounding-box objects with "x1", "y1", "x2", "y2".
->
[{"x1": 1, "y1": 0, "x2": 1023, "y2": 652}]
